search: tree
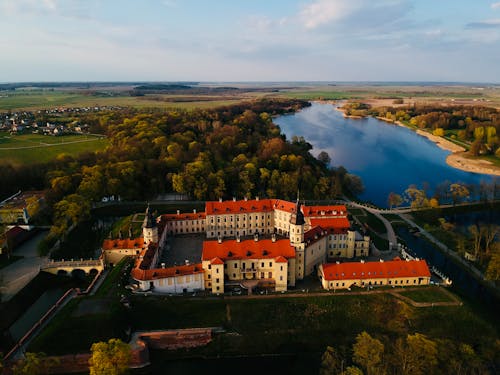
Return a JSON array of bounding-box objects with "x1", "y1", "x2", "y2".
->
[
  {"x1": 483, "y1": 225, "x2": 499, "y2": 255},
  {"x1": 344, "y1": 174, "x2": 364, "y2": 196},
  {"x1": 320, "y1": 346, "x2": 343, "y2": 375},
  {"x1": 468, "y1": 225, "x2": 484, "y2": 260},
  {"x1": 317, "y1": 151, "x2": 331, "y2": 166},
  {"x1": 485, "y1": 243, "x2": 500, "y2": 281},
  {"x1": 432, "y1": 128, "x2": 444, "y2": 136},
  {"x1": 12, "y1": 352, "x2": 57, "y2": 375},
  {"x1": 343, "y1": 366, "x2": 364, "y2": 375},
  {"x1": 352, "y1": 331, "x2": 384, "y2": 375},
  {"x1": 449, "y1": 183, "x2": 469, "y2": 206},
  {"x1": 404, "y1": 187, "x2": 429, "y2": 209},
  {"x1": 89, "y1": 338, "x2": 131, "y2": 375},
  {"x1": 403, "y1": 333, "x2": 438, "y2": 375},
  {"x1": 387, "y1": 192, "x2": 403, "y2": 209}
]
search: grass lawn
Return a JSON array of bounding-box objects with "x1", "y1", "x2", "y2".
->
[
  {"x1": 28, "y1": 285, "x2": 499, "y2": 358},
  {"x1": 93, "y1": 257, "x2": 132, "y2": 298},
  {"x1": 0, "y1": 133, "x2": 108, "y2": 165},
  {"x1": 398, "y1": 287, "x2": 455, "y2": 303}
]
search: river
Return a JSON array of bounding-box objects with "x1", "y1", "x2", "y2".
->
[{"x1": 274, "y1": 102, "x2": 493, "y2": 207}]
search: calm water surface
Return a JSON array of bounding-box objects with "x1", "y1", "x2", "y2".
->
[{"x1": 275, "y1": 102, "x2": 493, "y2": 206}]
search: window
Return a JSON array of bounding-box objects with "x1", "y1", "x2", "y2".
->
[
  {"x1": 232, "y1": 273, "x2": 236, "y2": 278},
  {"x1": 280, "y1": 265, "x2": 283, "y2": 271},
  {"x1": 208, "y1": 264, "x2": 211, "y2": 270},
  {"x1": 216, "y1": 286, "x2": 220, "y2": 291},
  {"x1": 269, "y1": 272, "x2": 272, "y2": 278},
  {"x1": 208, "y1": 274, "x2": 211, "y2": 279},
  {"x1": 261, "y1": 262, "x2": 264, "y2": 267},
  {"x1": 216, "y1": 268, "x2": 219, "y2": 273},
  {"x1": 216, "y1": 278, "x2": 219, "y2": 283},
  {"x1": 280, "y1": 276, "x2": 283, "y2": 281},
  {"x1": 269, "y1": 262, "x2": 272, "y2": 267},
  {"x1": 234, "y1": 263, "x2": 237, "y2": 269}
]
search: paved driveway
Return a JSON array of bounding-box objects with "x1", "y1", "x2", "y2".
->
[{"x1": 0, "y1": 231, "x2": 48, "y2": 302}]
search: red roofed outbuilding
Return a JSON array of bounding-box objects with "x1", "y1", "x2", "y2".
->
[{"x1": 319, "y1": 259, "x2": 431, "y2": 290}]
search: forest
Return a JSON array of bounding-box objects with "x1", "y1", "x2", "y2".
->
[{"x1": 1, "y1": 98, "x2": 363, "y2": 252}]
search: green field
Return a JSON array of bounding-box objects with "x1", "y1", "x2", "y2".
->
[
  {"x1": 0, "y1": 91, "x2": 249, "y2": 111},
  {"x1": 398, "y1": 287, "x2": 455, "y2": 303},
  {"x1": 29, "y1": 287, "x2": 498, "y2": 362},
  {"x1": 2, "y1": 85, "x2": 500, "y2": 112},
  {"x1": 0, "y1": 133, "x2": 108, "y2": 165}
]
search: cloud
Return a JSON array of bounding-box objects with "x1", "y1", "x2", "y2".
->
[
  {"x1": 162, "y1": 0, "x2": 177, "y2": 8},
  {"x1": 492, "y1": 2, "x2": 500, "y2": 9},
  {"x1": 466, "y1": 19, "x2": 500, "y2": 29},
  {"x1": 300, "y1": 0, "x2": 361, "y2": 29}
]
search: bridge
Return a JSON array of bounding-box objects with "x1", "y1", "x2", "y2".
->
[{"x1": 41, "y1": 258, "x2": 104, "y2": 276}]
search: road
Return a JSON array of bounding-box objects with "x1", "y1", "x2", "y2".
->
[
  {"x1": 347, "y1": 200, "x2": 398, "y2": 249},
  {"x1": 0, "y1": 231, "x2": 48, "y2": 302}
]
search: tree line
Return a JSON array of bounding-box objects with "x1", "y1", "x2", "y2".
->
[{"x1": 320, "y1": 330, "x2": 497, "y2": 375}]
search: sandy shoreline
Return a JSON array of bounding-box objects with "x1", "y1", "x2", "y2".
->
[{"x1": 333, "y1": 104, "x2": 500, "y2": 176}]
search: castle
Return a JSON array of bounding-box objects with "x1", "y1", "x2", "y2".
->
[{"x1": 102, "y1": 198, "x2": 429, "y2": 294}]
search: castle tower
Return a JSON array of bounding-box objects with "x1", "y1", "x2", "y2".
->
[
  {"x1": 289, "y1": 198, "x2": 305, "y2": 245},
  {"x1": 142, "y1": 205, "x2": 158, "y2": 245},
  {"x1": 289, "y1": 195, "x2": 306, "y2": 280}
]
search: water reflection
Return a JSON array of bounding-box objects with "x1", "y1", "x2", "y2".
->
[{"x1": 275, "y1": 103, "x2": 493, "y2": 206}]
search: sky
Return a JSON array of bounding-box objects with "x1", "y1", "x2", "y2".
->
[{"x1": 0, "y1": 0, "x2": 499, "y2": 82}]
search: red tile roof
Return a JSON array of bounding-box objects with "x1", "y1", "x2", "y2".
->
[
  {"x1": 310, "y1": 217, "x2": 351, "y2": 231},
  {"x1": 5, "y1": 226, "x2": 28, "y2": 239},
  {"x1": 135, "y1": 243, "x2": 158, "y2": 270},
  {"x1": 102, "y1": 238, "x2": 144, "y2": 250},
  {"x1": 131, "y1": 263, "x2": 204, "y2": 281},
  {"x1": 275, "y1": 256, "x2": 288, "y2": 263},
  {"x1": 202, "y1": 238, "x2": 295, "y2": 261},
  {"x1": 321, "y1": 259, "x2": 431, "y2": 281},
  {"x1": 304, "y1": 205, "x2": 347, "y2": 217},
  {"x1": 162, "y1": 212, "x2": 206, "y2": 221},
  {"x1": 206, "y1": 199, "x2": 274, "y2": 215},
  {"x1": 271, "y1": 199, "x2": 297, "y2": 213},
  {"x1": 304, "y1": 226, "x2": 327, "y2": 245},
  {"x1": 210, "y1": 257, "x2": 224, "y2": 265}
]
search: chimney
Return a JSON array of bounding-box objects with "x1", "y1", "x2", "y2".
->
[
  {"x1": 219, "y1": 197, "x2": 222, "y2": 202},
  {"x1": 244, "y1": 196, "x2": 248, "y2": 201},
  {"x1": 360, "y1": 259, "x2": 365, "y2": 263},
  {"x1": 336, "y1": 261, "x2": 340, "y2": 264},
  {"x1": 177, "y1": 210, "x2": 180, "y2": 215},
  {"x1": 233, "y1": 197, "x2": 236, "y2": 202},
  {"x1": 379, "y1": 259, "x2": 384, "y2": 262},
  {"x1": 272, "y1": 233, "x2": 276, "y2": 242},
  {"x1": 236, "y1": 234, "x2": 241, "y2": 243},
  {"x1": 193, "y1": 209, "x2": 196, "y2": 214},
  {"x1": 254, "y1": 232, "x2": 259, "y2": 242},
  {"x1": 218, "y1": 236, "x2": 222, "y2": 244},
  {"x1": 161, "y1": 263, "x2": 165, "y2": 269},
  {"x1": 256, "y1": 196, "x2": 259, "y2": 201}
]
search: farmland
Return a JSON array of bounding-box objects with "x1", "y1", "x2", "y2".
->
[{"x1": 0, "y1": 133, "x2": 108, "y2": 165}]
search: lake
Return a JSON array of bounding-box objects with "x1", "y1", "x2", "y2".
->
[{"x1": 275, "y1": 102, "x2": 493, "y2": 207}]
